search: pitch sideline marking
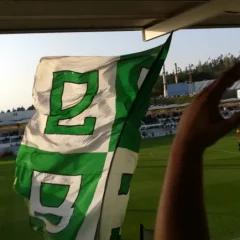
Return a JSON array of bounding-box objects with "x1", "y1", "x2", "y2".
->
[
  {"x1": 149, "y1": 147, "x2": 240, "y2": 160},
  {"x1": 0, "y1": 160, "x2": 15, "y2": 165},
  {"x1": 149, "y1": 152, "x2": 219, "y2": 159},
  {"x1": 149, "y1": 152, "x2": 157, "y2": 158},
  {"x1": 149, "y1": 152, "x2": 169, "y2": 160},
  {"x1": 149, "y1": 152, "x2": 219, "y2": 160},
  {"x1": 209, "y1": 148, "x2": 240, "y2": 155}
]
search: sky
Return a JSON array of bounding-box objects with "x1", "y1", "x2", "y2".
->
[{"x1": 0, "y1": 28, "x2": 240, "y2": 111}]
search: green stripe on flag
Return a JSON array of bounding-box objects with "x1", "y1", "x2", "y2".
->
[
  {"x1": 108, "y1": 55, "x2": 155, "y2": 151},
  {"x1": 110, "y1": 33, "x2": 172, "y2": 153}
]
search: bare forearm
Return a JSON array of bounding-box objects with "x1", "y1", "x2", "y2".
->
[
  {"x1": 154, "y1": 63, "x2": 240, "y2": 240},
  {"x1": 155, "y1": 140, "x2": 209, "y2": 240}
]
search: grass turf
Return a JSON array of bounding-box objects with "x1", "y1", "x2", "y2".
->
[{"x1": 1, "y1": 134, "x2": 240, "y2": 239}]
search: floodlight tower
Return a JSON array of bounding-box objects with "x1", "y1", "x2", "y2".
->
[
  {"x1": 187, "y1": 65, "x2": 194, "y2": 95},
  {"x1": 162, "y1": 64, "x2": 168, "y2": 97},
  {"x1": 174, "y1": 63, "x2": 178, "y2": 84}
]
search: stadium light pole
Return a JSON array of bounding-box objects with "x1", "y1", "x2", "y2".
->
[
  {"x1": 174, "y1": 63, "x2": 178, "y2": 84},
  {"x1": 162, "y1": 64, "x2": 168, "y2": 98},
  {"x1": 187, "y1": 71, "x2": 193, "y2": 95}
]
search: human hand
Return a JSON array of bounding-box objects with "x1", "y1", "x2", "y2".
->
[{"x1": 174, "y1": 63, "x2": 240, "y2": 152}]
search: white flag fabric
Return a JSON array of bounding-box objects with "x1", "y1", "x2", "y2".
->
[{"x1": 14, "y1": 34, "x2": 172, "y2": 240}]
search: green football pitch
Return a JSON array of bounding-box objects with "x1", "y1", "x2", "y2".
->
[{"x1": 1, "y1": 134, "x2": 240, "y2": 240}]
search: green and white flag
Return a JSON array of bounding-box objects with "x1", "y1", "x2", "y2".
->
[{"x1": 14, "y1": 34, "x2": 172, "y2": 240}]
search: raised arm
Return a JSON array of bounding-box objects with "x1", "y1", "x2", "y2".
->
[{"x1": 154, "y1": 63, "x2": 240, "y2": 240}]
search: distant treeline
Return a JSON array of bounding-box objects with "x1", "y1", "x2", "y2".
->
[
  {"x1": 1, "y1": 105, "x2": 35, "y2": 114},
  {"x1": 152, "y1": 53, "x2": 240, "y2": 96},
  {"x1": 2, "y1": 53, "x2": 239, "y2": 113}
]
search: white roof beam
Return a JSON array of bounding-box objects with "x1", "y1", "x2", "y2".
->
[{"x1": 143, "y1": 0, "x2": 240, "y2": 41}]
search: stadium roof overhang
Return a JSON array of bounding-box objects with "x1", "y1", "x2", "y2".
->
[{"x1": 1, "y1": 0, "x2": 240, "y2": 41}]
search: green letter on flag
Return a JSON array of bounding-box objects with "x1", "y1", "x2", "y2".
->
[{"x1": 14, "y1": 34, "x2": 172, "y2": 240}]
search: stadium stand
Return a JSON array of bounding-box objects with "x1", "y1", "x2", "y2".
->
[
  {"x1": 167, "y1": 79, "x2": 240, "y2": 97},
  {"x1": 194, "y1": 80, "x2": 214, "y2": 93},
  {"x1": 140, "y1": 100, "x2": 240, "y2": 139},
  {"x1": 1, "y1": 101, "x2": 240, "y2": 155}
]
